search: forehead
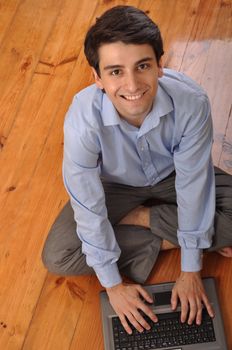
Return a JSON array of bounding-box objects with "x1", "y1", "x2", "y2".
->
[{"x1": 98, "y1": 42, "x2": 156, "y2": 67}]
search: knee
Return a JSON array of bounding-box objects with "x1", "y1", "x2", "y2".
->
[
  {"x1": 41, "y1": 236, "x2": 75, "y2": 275},
  {"x1": 41, "y1": 243, "x2": 65, "y2": 275},
  {"x1": 41, "y1": 238, "x2": 93, "y2": 276}
]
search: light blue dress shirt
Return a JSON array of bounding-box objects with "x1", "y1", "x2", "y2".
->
[{"x1": 63, "y1": 69, "x2": 215, "y2": 288}]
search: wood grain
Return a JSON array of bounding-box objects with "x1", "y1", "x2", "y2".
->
[
  {"x1": 0, "y1": 0, "x2": 20, "y2": 45},
  {"x1": 0, "y1": 0, "x2": 62, "y2": 140}
]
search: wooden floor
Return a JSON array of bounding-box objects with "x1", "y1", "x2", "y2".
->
[{"x1": 0, "y1": 0, "x2": 231, "y2": 349}]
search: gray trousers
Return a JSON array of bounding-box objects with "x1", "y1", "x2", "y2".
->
[{"x1": 42, "y1": 167, "x2": 232, "y2": 284}]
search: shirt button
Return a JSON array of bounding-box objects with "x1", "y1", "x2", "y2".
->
[{"x1": 141, "y1": 147, "x2": 144, "y2": 151}]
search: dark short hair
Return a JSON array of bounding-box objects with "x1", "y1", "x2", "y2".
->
[{"x1": 84, "y1": 5, "x2": 164, "y2": 76}]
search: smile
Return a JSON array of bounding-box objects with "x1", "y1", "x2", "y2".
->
[{"x1": 121, "y1": 92, "x2": 145, "y2": 101}]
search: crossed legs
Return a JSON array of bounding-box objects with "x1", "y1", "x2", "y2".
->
[
  {"x1": 119, "y1": 205, "x2": 232, "y2": 256},
  {"x1": 42, "y1": 167, "x2": 232, "y2": 281}
]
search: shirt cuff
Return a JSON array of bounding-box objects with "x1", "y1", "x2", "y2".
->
[
  {"x1": 181, "y1": 248, "x2": 203, "y2": 272},
  {"x1": 94, "y1": 262, "x2": 122, "y2": 288}
]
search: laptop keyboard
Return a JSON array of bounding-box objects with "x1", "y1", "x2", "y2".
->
[{"x1": 112, "y1": 309, "x2": 216, "y2": 349}]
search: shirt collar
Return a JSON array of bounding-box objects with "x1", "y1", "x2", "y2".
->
[
  {"x1": 101, "y1": 93, "x2": 121, "y2": 126},
  {"x1": 101, "y1": 82, "x2": 174, "y2": 130}
]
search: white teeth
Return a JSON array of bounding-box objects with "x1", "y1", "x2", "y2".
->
[{"x1": 123, "y1": 93, "x2": 143, "y2": 100}]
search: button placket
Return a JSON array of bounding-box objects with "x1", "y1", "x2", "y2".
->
[{"x1": 137, "y1": 136, "x2": 158, "y2": 185}]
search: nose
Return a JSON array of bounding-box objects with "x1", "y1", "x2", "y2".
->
[{"x1": 124, "y1": 72, "x2": 140, "y2": 93}]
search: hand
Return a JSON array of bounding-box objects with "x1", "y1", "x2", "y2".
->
[
  {"x1": 106, "y1": 282, "x2": 158, "y2": 334},
  {"x1": 171, "y1": 271, "x2": 215, "y2": 325}
]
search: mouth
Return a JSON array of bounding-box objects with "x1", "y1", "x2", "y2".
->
[{"x1": 120, "y1": 91, "x2": 146, "y2": 101}]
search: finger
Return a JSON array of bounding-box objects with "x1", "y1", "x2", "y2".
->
[
  {"x1": 180, "y1": 298, "x2": 189, "y2": 323},
  {"x1": 187, "y1": 298, "x2": 197, "y2": 325},
  {"x1": 136, "y1": 285, "x2": 153, "y2": 303},
  {"x1": 126, "y1": 313, "x2": 144, "y2": 333},
  {"x1": 196, "y1": 299, "x2": 203, "y2": 325},
  {"x1": 171, "y1": 289, "x2": 178, "y2": 310},
  {"x1": 202, "y1": 294, "x2": 215, "y2": 318},
  {"x1": 119, "y1": 315, "x2": 132, "y2": 335},
  {"x1": 132, "y1": 310, "x2": 151, "y2": 331},
  {"x1": 137, "y1": 303, "x2": 158, "y2": 323}
]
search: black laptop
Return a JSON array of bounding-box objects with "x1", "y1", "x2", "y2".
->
[{"x1": 100, "y1": 277, "x2": 228, "y2": 350}]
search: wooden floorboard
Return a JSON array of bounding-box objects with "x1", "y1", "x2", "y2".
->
[
  {"x1": 0, "y1": 0, "x2": 62, "y2": 140},
  {"x1": 0, "y1": 0, "x2": 98, "y2": 348},
  {"x1": 22, "y1": 275, "x2": 93, "y2": 350},
  {"x1": 0, "y1": 0, "x2": 21, "y2": 45},
  {"x1": 0, "y1": 0, "x2": 231, "y2": 349}
]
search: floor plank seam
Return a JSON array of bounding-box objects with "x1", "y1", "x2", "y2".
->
[{"x1": 20, "y1": 272, "x2": 49, "y2": 350}]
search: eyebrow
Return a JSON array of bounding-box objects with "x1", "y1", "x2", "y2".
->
[{"x1": 103, "y1": 57, "x2": 154, "y2": 71}]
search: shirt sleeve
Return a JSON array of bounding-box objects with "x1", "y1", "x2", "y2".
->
[
  {"x1": 62, "y1": 106, "x2": 122, "y2": 288},
  {"x1": 173, "y1": 95, "x2": 215, "y2": 272}
]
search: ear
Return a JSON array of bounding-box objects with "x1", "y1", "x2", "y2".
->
[
  {"x1": 92, "y1": 68, "x2": 104, "y2": 90},
  {"x1": 157, "y1": 57, "x2": 164, "y2": 78}
]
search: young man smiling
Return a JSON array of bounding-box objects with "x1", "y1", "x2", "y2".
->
[
  {"x1": 93, "y1": 41, "x2": 163, "y2": 128},
  {"x1": 42, "y1": 6, "x2": 232, "y2": 335}
]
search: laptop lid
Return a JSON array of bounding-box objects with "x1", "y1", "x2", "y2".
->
[{"x1": 100, "y1": 277, "x2": 228, "y2": 350}]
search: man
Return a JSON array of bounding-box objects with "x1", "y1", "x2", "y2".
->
[{"x1": 42, "y1": 6, "x2": 232, "y2": 335}]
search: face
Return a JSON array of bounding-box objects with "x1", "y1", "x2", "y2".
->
[{"x1": 92, "y1": 42, "x2": 163, "y2": 127}]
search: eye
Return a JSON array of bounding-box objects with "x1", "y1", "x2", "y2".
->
[
  {"x1": 138, "y1": 63, "x2": 149, "y2": 71},
  {"x1": 111, "y1": 69, "x2": 121, "y2": 76}
]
